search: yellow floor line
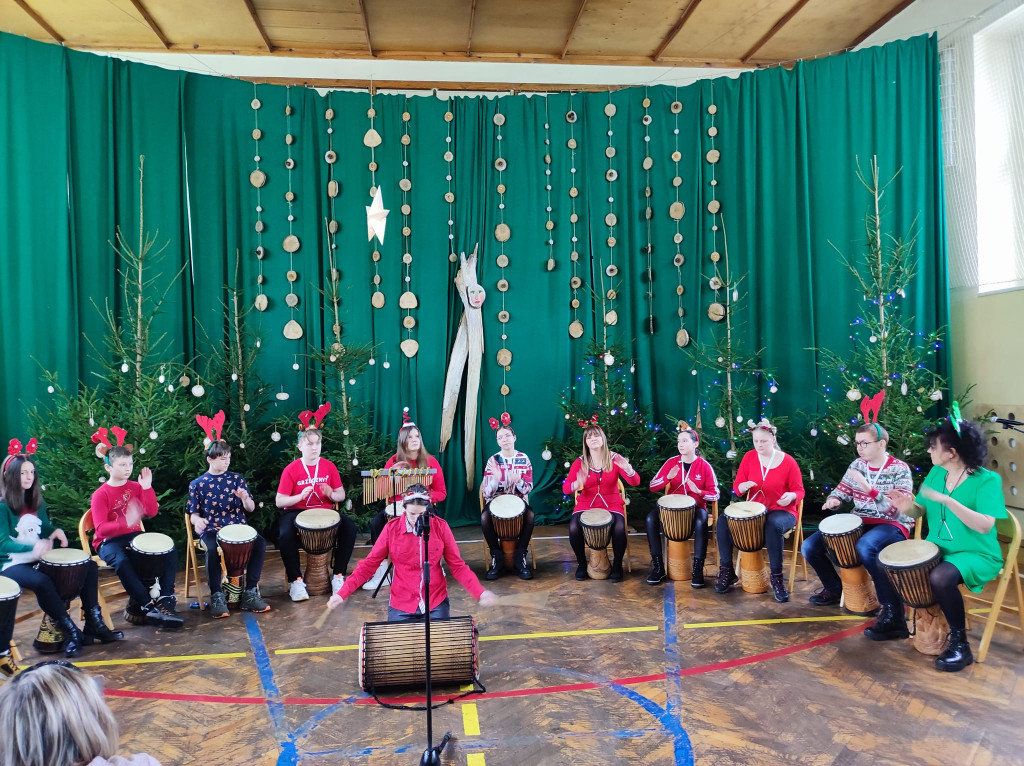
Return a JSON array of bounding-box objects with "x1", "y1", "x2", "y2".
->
[
  {"x1": 462, "y1": 702, "x2": 481, "y2": 736},
  {"x1": 683, "y1": 616, "x2": 867, "y2": 629},
  {"x1": 74, "y1": 651, "x2": 247, "y2": 668},
  {"x1": 479, "y1": 626, "x2": 659, "y2": 642},
  {"x1": 275, "y1": 644, "x2": 358, "y2": 655},
  {"x1": 467, "y1": 755, "x2": 486, "y2": 766},
  {"x1": 460, "y1": 682, "x2": 475, "y2": 691}
]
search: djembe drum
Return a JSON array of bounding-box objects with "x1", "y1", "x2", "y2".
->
[
  {"x1": 819, "y1": 514, "x2": 880, "y2": 615},
  {"x1": 129, "y1": 532, "x2": 175, "y2": 600},
  {"x1": 217, "y1": 524, "x2": 258, "y2": 607},
  {"x1": 490, "y1": 494, "x2": 526, "y2": 568},
  {"x1": 878, "y1": 539, "x2": 948, "y2": 655},
  {"x1": 294, "y1": 509, "x2": 340, "y2": 596},
  {"x1": 658, "y1": 494, "x2": 696, "y2": 581},
  {"x1": 359, "y1": 616, "x2": 478, "y2": 692},
  {"x1": 34, "y1": 547, "x2": 91, "y2": 653},
  {"x1": 0, "y1": 576, "x2": 21, "y2": 641},
  {"x1": 724, "y1": 502, "x2": 769, "y2": 594},
  {"x1": 579, "y1": 509, "x2": 614, "y2": 580}
]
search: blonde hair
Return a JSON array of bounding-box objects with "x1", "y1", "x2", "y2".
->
[
  {"x1": 297, "y1": 428, "x2": 322, "y2": 447},
  {"x1": 0, "y1": 663, "x2": 119, "y2": 766},
  {"x1": 396, "y1": 427, "x2": 432, "y2": 469},
  {"x1": 581, "y1": 425, "x2": 613, "y2": 472}
]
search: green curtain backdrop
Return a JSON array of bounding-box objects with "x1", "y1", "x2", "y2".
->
[{"x1": 0, "y1": 32, "x2": 948, "y2": 526}]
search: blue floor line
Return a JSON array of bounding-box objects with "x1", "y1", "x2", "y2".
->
[
  {"x1": 663, "y1": 585, "x2": 695, "y2": 765},
  {"x1": 243, "y1": 612, "x2": 299, "y2": 765}
]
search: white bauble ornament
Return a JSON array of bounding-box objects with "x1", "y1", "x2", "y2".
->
[
  {"x1": 726, "y1": 450, "x2": 737, "y2": 459},
  {"x1": 886, "y1": 380, "x2": 892, "y2": 386},
  {"x1": 47, "y1": 385, "x2": 54, "y2": 394},
  {"x1": 901, "y1": 382, "x2": 908, "y2": 395},
  {"x1": 564, "y1": 414, "x2": 570, "y2": 420},
  {"x1": 243, "y1": 404, "x2": 251, "y2": 412},
  {"x1": 271, "y1": 431, "x2": 281, "y2": 442},
  {"x1": 736, "y1": 415, "x2": 743, "y2": 423},
  {"x1": 541, "y1": 449, "x2": 552, "y2": 461},
  {"x1": 691, "y1": 370, "x2": 697, "y2": 375},
  {"x1": 167, "y1": 385, "x2": 174, "y2": 393},
  {"x1": 139, "y1": 448, "x2": 146, "y2": 454},
  {"x1": 89, "y1": 416, "x2": 95, "y2": 426},
  {"x1": 916, "y1": 406, "x2": 923, "y2": 413},
  {"x1": 343, "y1": 429, "x2": 350, "y2": 436},
  {"x1": 591, "y1": 380, "x2": 596, "y2": 395},
  {"x1": 192, "y1": 384, "x2": 206, "y2": 397},
  {"x1": 846, "y1": 389, "x2": 861, "y2": 401},
  {"x1": 929, "y1": 390, "x2": 942, "y2": 401},
  {"x1": 352, "y1": 458, "x2": 359, "y2": 466},
  {"x1": 158, "y1": 374, "x2": 165, "y2": 384},
  {"x1": 630, "y1": 362, "x2": 635, "y2": 373},
  {"x1": 383, "y1": 362, "x2": 391, "y2": 369},
  {"x1": 715, "y1": 417, "x2": 725, "y2": 428},
  {"x1": 231, "y1": 373, "x2": 238, "y2": 381},
  {"x1": 292, "y1": 362, "x2": 300, "y2": 371},
  {"x1": 255, "y1": 339, "x2": 261, "y2": 348},
  {"x1": 564, "y1": 462, "x2": 571, "y2": 468},
  {"x1": 603, "y1": 353, "x2": 614, "y2": 366},
  {"x1": 258, "y1": 501, "x2": 264, "y2": 508},
  {"x1": 120, "y1": 363, "x2": 129, "y2": 373},
  {"x1": 149, "y1": 431, "x2": 158, "y2": 440},
  {"x1": 869, "y1": 335, "x2": 877, "y2": 343},
  {"x1": 349, "y1": 378, "x2": 356, "y2": 385},
  {"x1": 769, "y1": 385, "x2": 778, "y2": 393},
  {"x1": 368, "y1": 358, "x2": 376, "y2": 366},
  {"x1": 837, "y1": 434, "x2": 850, "y2": 446},
  {"x1": 239, "y1": 443, "x2": 245, "y2": 449},
  {"x1": 810, "y1": 428, "x2": 818, "y2": 437},
  {"x1": 329, "y1": 355, "x2": 337, "y2": 362}
]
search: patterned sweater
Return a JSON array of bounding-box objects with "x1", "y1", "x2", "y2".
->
[{"x1": 828, "y1": 454, "x2": 915, "y2": 536}]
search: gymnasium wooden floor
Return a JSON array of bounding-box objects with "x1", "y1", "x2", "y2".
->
[{"x1": 9, "y1": 526, "x2": 1024, "y2": 766}]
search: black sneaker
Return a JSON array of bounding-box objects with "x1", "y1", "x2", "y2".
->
[
  {"x1": 210, "y1": 591, "x2": 230, "y2": 619},
  {"x1": 146, "y1": 596, "x2": 185, "y2": 630},
  {"x1": 691, "y1": 559, "x2": 706, "y2": 589},
  {"x1": 769, "y1": 573, "x2": 789, "y2": 603},
  {"x1": 809, "y1": 588, "x2": 842, "y2": 606},
  {"x1": 575, "y1": 563, "x2": 588, "y2": 581},
  {"x1": 646, "y1": 558, "x2": 667, "y2": 585},
  {"x1": 714, "y1": 566, "x2": 738, "y2": 593}
]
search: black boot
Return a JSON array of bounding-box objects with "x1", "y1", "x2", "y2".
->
[
  {"x1": 575, "y1": 560, "x2": 589, "y2": 580},
  {"x1": 608, "y1": 561, "x2": 624, "y2": 583},
  {"x1": 769, "y1": 572, "x2": 789, "y2": 603},
  {"x1": 714, "y1": 565, "x2": 738, "y2": 593},
  {"x1": 514, "y1": 549, "x2": 532, "y2": 580},
  {"x1": 486, "y1": 549, "x2": 504, "y2": 580},
  {"x1": 145, "y1": 596, "x2": 185, "y2": 630},
  {"x1": 83, "y1": 606, "x2": 124, "y2": 644},
  {"x1": 57, "y1": 614, "x2": 86, "y2": 658},
  {"x1": 691, "y1": 558, "x2": 706, "y2": 589},
  {"x1": 646, "y1": 557, "x2": 666, "y2": 585},
  {"x1": 935, "y1": 628, "x2": 974, "y2": 672},
  {"x1": 864, "y1": 604, "x2": 910, "y2": 641}
]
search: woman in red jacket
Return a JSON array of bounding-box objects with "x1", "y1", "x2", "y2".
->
[
  {"x1": 646, "y1": 425, "x2": 720, "y2": 587},
  {"x1": 715, "y1": 419, "x2": 804, "y2": 602},
  {"x1": 562, "y1": 423, "x2": 640, "y2": 582}
]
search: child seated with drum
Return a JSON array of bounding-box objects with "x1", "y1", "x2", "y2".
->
[
  {"x1": 646, "y1": 423, "x2": 720, "y2": 587},
  {"x1": 1, "y1": 439, "x2": 123, "y2": 662},
  {"x1": 328, "y1": 484, "x2": 498, "y2": 621},
  {"x1": 187, "y1": 412, "x2": 270, "y2": 619},
  {"x1": 715, "y1": 419, "x2": 804, "y2": 602},
  {"x1": 480, "y1": 413, "x2": 535, "y2": 581},
  {"x1": 89, "y1": 427, "x2": 183, "y2": 629},
  {"x1": 801, "y1": 412, "x2": 915, "y2": 637},
  {"x1": 275, "y1": 404, "x2": 355, "y2": 602},
  {"x1": 562, "y1": 420, "x2": 641, "y2": 582},
  {"x1": 886, "y1": 413, "x2": 1008, "y2": 672}
]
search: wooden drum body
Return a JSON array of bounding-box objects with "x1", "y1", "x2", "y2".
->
[
  {"x1": 819, "y1": 514, "x2": 879, "y2": 615},
  {"x1": 490, "y1": 494, "x2": 526, "y2": 568},
  {"x1": 725, "y1": 502, "x2": 769, "y2": 594},
  {"x1": 659, "y1": 495, "x2": 696, "y2": 582},
  {"x1": 359, "y1": 616, "x2": 478, "y2": 692},
  {"x1": 295, "y1": 509, "x2": 340, "y2": 596},
  {"x1": 35, "y1": 548, "x2": 91, "y2": 653},
  {"x1": 878, "y1": 539, "x2": 946, "y2": 654},
  {"x1": 129, "y1": 532, "x2": 175, "y2": 588},
  {"x1": 217, "y1": 524, "x2": 257, "y2": 578},
  {"x1": 579, "y1": 509, "x2": 614, "y2": 580},
  {"x1": 0, "y1": 576, "x2": 21, "y2": 648}
]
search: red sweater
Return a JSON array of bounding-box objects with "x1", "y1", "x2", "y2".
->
[
  {"x1": 338, "y1": 514, "x2": 484, "y2": 613},
  {"x1": 649, "y1": 455, "x2": 720, "y2": 510},
  {"x1": 383, "y1": 454, "x2": 447, "y2": 505},
  {"x1": 562, "y1": 458, "x2": 641, "y2": 515},
  {"x1": 276, "y1": 458, "x2": 343, "y2": 511},
  {"x1": 89, "y1": 481, "x2": 159, "y2": 547},
  {"x1": 732, "y1": 450, "x2": 805, "y2": 520}
]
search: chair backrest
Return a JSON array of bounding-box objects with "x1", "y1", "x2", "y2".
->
[
  {"x1": 78, "y1": 510, "x2": 95, "y2": 554},
  {"x1": 996, "y1": 513, "x2": 1022, "y2": 571}
]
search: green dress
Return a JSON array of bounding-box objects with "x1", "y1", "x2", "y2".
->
[{"x1": 915, "y1": 466, "x2": 1007, "y2": 592}]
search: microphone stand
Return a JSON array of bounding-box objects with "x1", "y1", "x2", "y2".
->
[{"x1": 415, "y1": 507, "x2": 451, "y2": 766}]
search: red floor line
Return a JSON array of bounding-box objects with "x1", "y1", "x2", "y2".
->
[{"x1": 105, "y1": 689, "x2": 269, "y2": 704}]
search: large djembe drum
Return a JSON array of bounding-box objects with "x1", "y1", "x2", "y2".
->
[
  {"x1": 490, "y1": 494, "x2": 527, "y2": 568},
  {"x1": 878, "y1": 539, "x2": 948, "y2": 655},
  {"x1": 819, "y1": 514, "x2": 880, "y2": 616},
  {"x1": 359, "y1": 616, "x2": 478, "y2": 692},
  {"x1": 34, "y1": 548, "x2": 91, "y2": 653},
  {"x1": 724, "y1": 501, "x2": 769, "y2": 594},
  {"x1": 294, "y1": 509, "x2": 340, "y2": 596},
  {"x1": 658, "y1": 494, "x2": 696, "y2": 582},
  {"x1": 217, "y1": 524, "x2": 258, "y2": 606},
  {"x1": 579, "y1": 509, "x2": 614, "y2": 580}
]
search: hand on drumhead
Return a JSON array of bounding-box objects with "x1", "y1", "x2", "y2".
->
[
  {"x1": 479, "y1": 590, "x2": 499, "y2": 607},
  {"x1": 737, "y1": 480, "x2": 757, "y2": 495},
  {"x1": 327, "y1": 593, "x2": 345, "y2": 610},
  {"x1": 886, "y1": 488, "x2": 915, "y2": 512},
  {"x1": 777, "y1": 492, "x2": 796, "y2": 507},
  {"x1": 822, "y1": 496, "x2": 842, "y2": 511},
  {"x1": 32, "y1": 539, "x2": 53, "y2": 559},
  {"x1": 49, "y1": 529, "x2": 69, "y2": 548},
  {"x1": 138, "y1": 467, "x2": 153, "y2": 490}
]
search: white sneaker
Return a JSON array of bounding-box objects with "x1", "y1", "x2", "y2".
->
[
  {"x1": 331, "y1": 574, "x2": 345, "y2": 593},
  {"x1": 362, "y1": 560, "x2": 392, "y2": 590},
  {"x1": 289, "y1": 579, "x2": 309, "y2": 602}
]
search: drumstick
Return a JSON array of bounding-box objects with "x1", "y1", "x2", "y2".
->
[
  {"x1": 313, "y1": 606, "x2": 333, "y2": 630},
  {"x1": 495, "y1": 592, "x2": 550, "y2": 610}
]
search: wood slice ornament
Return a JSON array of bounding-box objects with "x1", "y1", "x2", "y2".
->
[
  {"x1": 604, "y1": 102, "x2": 617, "y2": 117},
  {"x1": 495, "y1": 223, "x2": 511, "y2": 242},
  {"x1": 676, "y1": 328, "x2": 691, "y2": 348},
  {"x1": 708, "y1": 199, "x2": 721, "y2": 214},
  {"x1": 327, "y1": 180, "x2": 339, "y2": 198},
  {"x1": 403, "y1": 316, "x2": 416, "y2": 329},
  {"x1": 371, "y1": 292, "x2": 385, "y2": 309},
  {"x1": 285, "y1": 293, "x2": 299, "y2": 308},
  {"x1": 568, "y1": 320, "x2": 584, "y2": 339},
  {"x1": 706, "y1": 149, "x2": 721, "y2": 164},
  {"x1": 399, "y1": 291, "x2": 418, "y2": 309},
  {"x1": 254, "y1": 294, "x2": 268, "y2": 312},
  {"x1": 249, "y1": 170, "x2": 267, "y2": 188},
  {"x1": 363, "y1": 128, "x2": 382, "y2": 148},
  {"x1": 283, "y1": 319, "x2": 303, "y2": 340},
  {"x1": 605, "y1": 309, "x2": 619, "y2": 326},
  {"x1": 708, "y1": 302, "x2": 726, "y2": 322},
  {"x1": 283, "y1": 235, "x2": 300, "y2": 253},
  {"x1": 496, "y1": 348, "x2": 512, "y2": 367},
  {"x1": 670, "y1": 201, "x2": 685, "y2": 220},
  {"x1": 401, "y1": 338, "x2": 419, "y2": 358}
]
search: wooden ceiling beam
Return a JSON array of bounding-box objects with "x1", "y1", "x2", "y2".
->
[
  {"x1": 236, "y1": 76, "x2": 647, "y2": 93},
  {"x1": 357, "y1": 0, "x2": 374, "y2": 57},
  {"x1": 653, "y1": 0, "x2": 704, "y2": 61},
  {"x1": 561, "y1": 0, "x2": 588, "y2": 59},
  {"x1": 742, "y1": 0, "x2": 811, "y2": 63},
  {"x1": 846, "y1": 0, "x2": 917, "y2": 49},
  {"x1": 126, "y1": 0, "x2": 171, "y2": 49},
  {"x1": 13, "y1": 0, "x2": 63, "y2": 43},
  {"x1": 466, "y1": 0, "x2": 477, "y2": 56},
  {"x1": 241, "y1": 0, "x2": 273, "y2": 52}
]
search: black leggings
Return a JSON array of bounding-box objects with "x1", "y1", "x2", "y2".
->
[
  {"x1": 4, "y1": 561, "x2": 100, "y2": 621},
  {"x1": 481, "y1": 503, "x2": 535, "y2": 551},
  {"x1": 646, "y1": 508, "x2": 709, "y2": 560},
  {"x1": 930, "y1": 561, "x2": 966, "y2": 631},
  {"x1": 568, "y1": 512, "x2": 627, "y2": 568}
]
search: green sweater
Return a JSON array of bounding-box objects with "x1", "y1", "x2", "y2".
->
[{"x1": 0, "y1": 500, "x2": 57, "y2": 567}]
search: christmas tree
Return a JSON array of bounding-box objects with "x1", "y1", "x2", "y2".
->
[{"x1": 800, "y1": 157, "x2": 948, "y2": 497}]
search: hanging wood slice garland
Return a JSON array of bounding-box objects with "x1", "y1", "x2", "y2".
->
[
  {"x1": 283, "y1": 318, "x2": 303, "y2": 340},
  {"x1": 566, "y1": 93, "x2": 583, "y2": 341},
  {"x1": 283, "y1": 235, "x2": 300, "y2": 253},
  {"x1": 496, "y1": 348, "x2": 512, "y2": 367},
  {"x1": 249, "y1": 170, "x2": 266, "y2": 188},
  {"x1": 568, "y1": 320, "x2": 584, "y2": 338},
  {"x1": 708, "y1": 302, "x2": 726, "y2": 321},
  {"x1": 399, "y1": 291, "x2": 418, "y2": 309},
  {"x1": 399, "y1": 97, "x2": 418, "y2": 357},
  {"x1": 371, "y1": 292, "x2": 385, "y2": 308},
  {"x1": 676, "y1": 328, "x2": 691, "y2": 348},
  {"x1": 401, "y1": 338, "x2": 419, "y2": 358},
  {"x1": 540, "y1": 97, "x2": 556, "y2": 275},
  {"x1": 254, "y1": 294, "x2": 268, "y2": 311}
]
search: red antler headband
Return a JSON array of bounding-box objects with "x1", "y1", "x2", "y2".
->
[
  {"x1": 91, "y1": 426, "x2": 132, "y2": 464},
  {"x1": 196, "y1": 411, "x2": 226, "y2": 444},
  {"x1": 577, "y1": 414, "x2": 599, "y2": 429},
  {"x1": 298, "y1": 402, "x2": 332, "y2": 432},
  {"x1": 2, "y1": 437, "x2": 39, "y2": 475},
  {"x1": 488, "y1": 412, "x2": 513, "y2": 431},
  {"x1": 399, "y1": 407, "x2": 417, "y2": 433},
  {"x1": 860, "y1": 390, "x2": 886, "y2": 440}
]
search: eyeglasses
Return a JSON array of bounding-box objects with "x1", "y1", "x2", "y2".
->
[{"x1": 854, "y1": 440, "x2": 879, "y2": 448}]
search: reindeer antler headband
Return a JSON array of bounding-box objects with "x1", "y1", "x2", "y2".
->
[
  {"x1": 577, "y1": 414, "x2": 599, "y2": 430},
  {"x1": 859, "y1": 390, "x2": 886, "y2": 439},
  {"x1": 2, "y1": 437, "x2": 39, "y2": 475},
  {"x1": 91, "y1": 426, "x2": 132, "y2": 465},
  {"x1": 196, "y1": 411, "x2": 227, "y2": 452},
  {"x1": 298, "y1": 402, "x2": 332, "y2": 432},
  {"x1": 488, "y1": 412, "x2": 512, "y2": 431}
]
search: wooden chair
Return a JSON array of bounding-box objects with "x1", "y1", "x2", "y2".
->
[
  {"x1": 77, "y1": 510, "x2": 124, "y2": 630},
  {"x1": 478, "y1": 490, "x2": 537, "y2": 570},
  {"x1": 574, "y1": 480, "x2": 632, "y2": 572},
  {"x1": 960, "y1": 513, "x2": 1024, "y2": 663}
]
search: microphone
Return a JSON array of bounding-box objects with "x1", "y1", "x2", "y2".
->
[{"x1": 991, "y1": 417, "x2": 1024, "y2": 428}]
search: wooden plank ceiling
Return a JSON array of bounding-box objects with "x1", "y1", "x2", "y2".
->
[{"x1": 0, "y1": 0, "x2": 915, "y2": 68}]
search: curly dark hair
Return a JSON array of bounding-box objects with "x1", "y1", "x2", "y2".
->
[{"x1": 925, "y1": 418, "x2": 987, "y2": 472}]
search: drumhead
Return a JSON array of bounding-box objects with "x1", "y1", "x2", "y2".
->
[
  {"x1": 579, "y1": 509, "x2": 613, "y2": 527},
  {"x1": 130, "y1": 532, "x2": 174, "y2": 555},
  {"x1": 491, "y1": 495, "x2": 526, "y2": 519},
  {"x1": 0, "y1": 575, "x2": 21, "y2": 600},
  {"x1": 295, "y1": 509, "x2": 341, "y2": 530},
  {"x1": 724, "y1": 501, "x2": 766, "y2": 520},
  {"x1": 658, "y1": 494, "x2": 696, "y2": 510},
  {"x1": 819, "y1": 514, "x2": 862, "y2": 536},
  {"x1": 41, "y1": 548, "x2": 91, "y2": 565},
  {"x1": 217, "y1": 524, "x2": 257, "y2": 544},
  {"x1": 877, "y1": 539, "x2": 940, "y2": 568}
]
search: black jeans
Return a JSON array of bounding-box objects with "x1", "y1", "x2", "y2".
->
[
  {"x1": 200, "y1": 530, "x2": 267, "y2": 593},
  {"x1": 481, "y1": 500, "x2": 535, "y2": 552},
  {"x1": 388, "y1": 597, "x2": 450, "y2": 623},
  {"x1": 568, "y1": 512, "x2": 627, "y2": 568},
  {"x1": 98, "y1": 532, "x2": 177, "y2": 606},
  {"x1": 717, "y1": 510, "x2": 795, "y2": 574},
  {"x1": 646, "y1": 507, "x2": 709, "y2": 561},
  {"x1": 5, "y1": 560, "x2": 100, "y2": 622},
  {"x1": 802, "y1": 523, "x2": 906, "y2": 608},
  {"x1": 278, "y1": 510, "x2": 356, "y2": 583}
]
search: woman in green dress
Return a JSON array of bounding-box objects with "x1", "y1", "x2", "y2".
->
[{"x1": 888, "y1": 417, "x2": 1007, "y2": 672}]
